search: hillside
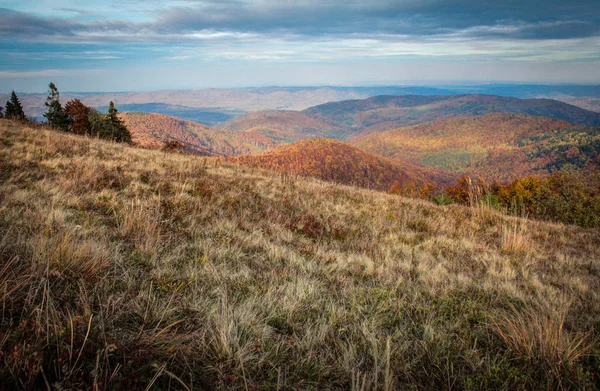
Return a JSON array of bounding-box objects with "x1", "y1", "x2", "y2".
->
[
  {"x1": 555, "y1": 96, "x2": 600, "y2": 113},
  {"x1": 217, "y1": 110, "x2": 351, "y2": 143},
  {"x1": 304, "y1": 94, "x2": 600, "y2": 138},
  {"x1": 227, "y1": 138, "x2": 454, "y2": 190},
  {"x1": 120, "y1": 111, "x2": 279, "y2": 156},
  {"x1": 352, "y1": 113, "x2": 600, "y2": 181},
  {"x1": 1, "y1": 120, "x2": 599, "y2": 389}
]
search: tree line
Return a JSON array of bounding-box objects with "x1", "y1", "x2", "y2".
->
[
  {"x1": 391, "y1": 172, "x2": 600, "y2": 228},
  {"x1": 1, "y1": 83, "x2": 131, "y2": 143}
]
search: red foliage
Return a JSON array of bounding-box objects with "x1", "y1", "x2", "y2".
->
[
  {"x1": 64, "y1": 99, "x2": 90, "y2": 135},
  {"x1": 229, "y1": 138, "x2": 452, "y2": 191}
]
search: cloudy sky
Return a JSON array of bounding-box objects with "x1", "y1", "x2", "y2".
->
[{"x1": 1, "y1": 0, "x2": 599, "y2": 92}]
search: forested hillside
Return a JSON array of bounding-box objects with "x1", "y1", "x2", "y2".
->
[
  {"x1": 351, "y1": 113, "x2": 600, "y2": 181},
  {"x1": 304, "y1": 94, "x2": 600, "y2": 138},
  {"x1": 120, "y1": 112, "x2": 279, "y2": 156},
  {"x1": 218, "y1": 110, "x2": 351, "y2": 142},
  {"x1": 228, "y1": 138, "x2": 454, "y2": 190}
]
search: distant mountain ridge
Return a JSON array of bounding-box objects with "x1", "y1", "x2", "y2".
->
[
  {"x1": 304, "y1": 94, "x2": 600, "y2": 138},
  {"x1": 218, "y1": 94, "x2": 600, "y2": 144}
]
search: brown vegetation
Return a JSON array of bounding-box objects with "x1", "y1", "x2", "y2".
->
[
  {"x1": 218, "y1": 110, "x2": 351, "y2": 143},
  {"x1": 120, "y1": 111, "x2": 279, "y2": 156},
  {"x1": 1, "y1": 120, "x2": 599, "y2": 389},
  {"x1": 227, "y1": 138, "x2": 454, "y2": 191}
]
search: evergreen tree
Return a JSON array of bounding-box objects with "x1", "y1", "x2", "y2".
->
[
  {"x1": 5, "y1": 91, "x2": 26, "y2": 121},
  {"x1": 43, "y1": 82, "x2": 70, "y2": 131},
  {"x1": 104, "y1": 101, "x2": 132, "y2": 143},
  {"x1": 0, "y1": 106, "x2": 3, "y2": 119}
]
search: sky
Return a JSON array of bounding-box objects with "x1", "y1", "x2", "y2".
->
[{"x1": 1, "y1": 0, "x2": 599, "y2": 92}]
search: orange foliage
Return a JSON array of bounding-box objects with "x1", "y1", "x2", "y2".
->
[
  {"x1": 64, "y1": 99, "x2": 90, "y2": 135},
  {"x1": 228, "y1": 138, "x2": 453, "y2": 191},
  {"x1": 352, "y1": 113, "x2": 600, "y2": 182},
  {"x1": 120, "y1": 112, "x2": 280, "y2": 156},
  {"x1": 219, "y1": 110, "x2": 351, "y2": 143}
]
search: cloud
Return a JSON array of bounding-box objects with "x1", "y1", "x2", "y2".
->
[
  {"x1": 3, "y1": 1, "x2": 600, "y2": 44},
  {"x1": 1, "y1": 0, "x2": 600, "y2": 89},
  {"x1": 0, "y1": 69, "x2": 62, "y2": 77}
]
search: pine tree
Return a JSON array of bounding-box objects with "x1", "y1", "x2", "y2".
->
[
  {"x1": 0, "y1": 106, "x2": 3, "y2": 119},
  {"x1": 43, "y1": 82, "x2": 70, "y2": 131},
  {"x1": 5, "y1": 91, "x2": 26, "y2": 121},
  {"x1": 105, "y1": 101, "x2": 132, "y2": 143}
]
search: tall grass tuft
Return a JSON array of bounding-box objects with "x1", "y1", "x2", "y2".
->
[{"x1": 490, "y1": 306, "x2": 593, "y2": 379}]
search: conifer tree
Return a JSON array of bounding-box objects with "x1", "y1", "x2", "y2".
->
[
  {"x1": 104, "y1": 101, "x2": 132, "y2": 143},
  {"x1": 43, "y1": 82, "x2": 70, "y2": 131},
  {"x1": 0, "y1": 106, "x2": 3, "y2": 119},
  {"x1": 5, "y1": 91, "x2": 26, "y2": 121}
]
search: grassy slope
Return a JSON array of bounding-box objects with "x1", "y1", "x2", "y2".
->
[
  {"x1": 1, "y1": 120, "x2": 599, "y2": 390},
  {"x1": 227, "y1": 138, "x2": 455, "y2": 190},
  {"x1": 352, "y1": 113, "x2": 600, "y2": 181},
  {"x1": 217, "y1": 110, "x2": 351, "y2": 143},
  {"x1": 120, "y1": 111, "x2": 279, "y2": 156}
]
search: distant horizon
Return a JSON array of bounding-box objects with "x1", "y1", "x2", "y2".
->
[{"x1": 3, "y1": 81, "x2": 600, "y2": 96}]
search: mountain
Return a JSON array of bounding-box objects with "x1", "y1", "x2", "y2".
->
[
  {"x1": 553, "y1": 96, "x2": 600, "y2": 113},
  {"x1": 8, "y1": 85, "x2": 600, "y2": 122},
  {"x1": 97, "y1": 103, "x2": 242, "y2": 126},
  {"x1": 304, "y1": 94, "x2": 600, "y2": 138},
  {"x1": 2, "y1": 119, "x2": 599, "y2": 390},
  {"x1": 0, "y1": 86, "x2": 460, "y2": 120},
  {"x1": 120, "y1": 112, "x2": 279, "y2": 156},
  {"x1": 217, "y1": 110, "x2": 351, "y2": 143},
  {"x1": 227, "y1": 138, "x2": 454, "y2": 190},
  {"x1": 351, "y1": 113, "x2": 600, "y2": 181}
]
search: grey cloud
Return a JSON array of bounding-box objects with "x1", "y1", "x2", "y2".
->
[
  {"x1": 1, "y1": 0, "x2": 600, "y2": 44},
  {"x1": 153, "y1": 0, "x2": 600, "y2": 39}
]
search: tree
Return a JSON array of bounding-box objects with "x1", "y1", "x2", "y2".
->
[
  {"x1": 0, "y1": 106, "x2": 3, "y2": 119},
  {"x1": 162, "y1": 140, "x2": 186, "y2": 153},
  {"x1": 103, "y1": 101, "x2": 132, "y2": 143},
  {"x1": 5, "y1": 91, "x2": 26, "y2": 121},
  {"x1": 87, "y1": 106, "x2": 132, "y2": 143},
  {"x1": 43, "y1": 82, "x2": 70, "y2": 131},
  {"x1": 64, "y1": 99, "x2": 90, "y2": 135}
]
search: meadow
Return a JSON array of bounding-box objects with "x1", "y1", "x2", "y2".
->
[{"x1": 1, "y1": 120, "x2": 599, "y2": 389}]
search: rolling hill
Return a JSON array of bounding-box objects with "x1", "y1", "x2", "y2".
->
[
  {"x1": 1, "y1": 119, "x2": 599, "y2": 389},
  {"x1": 217, "y1": 110, "x2": 351, "y2": 143},
  {"x1": 554, "y1": 96, "x2": 600, "y2": 113},
  {"x1": 351, "y1": 113, "x2": 600, "y2": 181},
  {"x1": 304, "y1": 94, "x2": 600, "y2": 138},
  {"x1": 227, "y1": 138, "x2": 454, "y2": 190},
  {"x1": 119, "y1": 111, "x2": 280, "y2": 156}
]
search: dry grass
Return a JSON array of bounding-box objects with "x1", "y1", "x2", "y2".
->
[
  {"x1": 490, "y1": 305, "x2": 594, "y2": 386},
  {"x1": 501, "y1": 222, "x2": 531, "y2": 254},
  {"x1": 1, "y1": 120, "x2": 599, "y2": 390}
]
